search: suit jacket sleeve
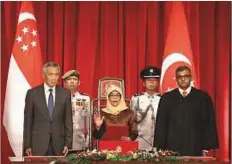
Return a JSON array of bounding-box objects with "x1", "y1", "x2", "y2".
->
[
  {"x1": 154, "y1": 94, "x2": 168, "y2": 150},
  {"x1": 23, "y1": 90, "x2": 33, "y2": 151},
  {"x1": 64, "y1": 92, "x2": 73, "y2": 148}
]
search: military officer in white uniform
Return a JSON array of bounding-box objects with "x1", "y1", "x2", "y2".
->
[
  {"x1": 131, "y1": 66, "x2": 161, "y2": 151},
  {"x1": 62, "y1": 70, "x2": 90, "y2": 150}
]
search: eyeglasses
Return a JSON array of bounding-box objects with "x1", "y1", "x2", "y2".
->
[
  {"x1": 108, "y1": 94, "x2": 121, "y2": 97},
  {"x1": 176, "y1": 75, "x2": 192, "y2": 79}
]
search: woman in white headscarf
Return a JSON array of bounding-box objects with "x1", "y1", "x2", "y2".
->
[{"x1": 93, "y1": 85, "x2": 138, "y2": 141}]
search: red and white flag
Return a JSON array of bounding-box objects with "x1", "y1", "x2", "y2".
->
[
  {"x1": 160, "y1": 2, "x2": 198, "y2": 93},
  {"x1": 3, "y1": 2, "x2": 43, "y2": 156}
]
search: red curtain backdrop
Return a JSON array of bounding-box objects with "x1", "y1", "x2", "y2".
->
[{"x1": 1, "y1": 1, "x2": 230, "y2": 163}]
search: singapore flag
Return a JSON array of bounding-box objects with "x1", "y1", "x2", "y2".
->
[
  {"x1": 3, "y1": 2, "x2": 43, "y2": 156},
  {"x1": 160, "y1": 2, "x2": 198, "y2": 93}
]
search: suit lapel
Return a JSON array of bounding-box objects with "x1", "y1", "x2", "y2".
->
[{"x1": 39, "y1": 85, "x2": 50, "y2": 121}]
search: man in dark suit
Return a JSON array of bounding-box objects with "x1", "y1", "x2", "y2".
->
[
  {"x1": 154, "y1": 65, "x2": 219, "y2": 156},
  {"x1": 23, "y1": 61, "x2": 73, "y2": 156}
]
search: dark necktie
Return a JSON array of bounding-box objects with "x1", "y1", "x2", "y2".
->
[{"x1": 48, "y1": 88, "x2": 54, "y2": 117}]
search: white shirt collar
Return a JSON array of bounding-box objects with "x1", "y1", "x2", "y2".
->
[
  {"x1": 44, "y1": 83, "x2": 56, "y2": 93},
  {"x1": 178, "y1": 86, "x2": 192, "y2": 96}
]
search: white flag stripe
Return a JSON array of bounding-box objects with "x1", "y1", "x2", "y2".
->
[
  {"x1": 3, "y1": 55, "x2": 31, "y2": 156},
  {"x1": 18, "y1": 12, "x2": 36, "y2": 24}
]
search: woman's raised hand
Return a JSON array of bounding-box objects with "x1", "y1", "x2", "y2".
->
[{"x1": 94, "y1": 111, "x2": 104, "y2": 128}]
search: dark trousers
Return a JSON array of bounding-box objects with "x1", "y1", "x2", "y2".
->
[{"x1": 45, "y1": 136, "x2": 55, "y2": 156}]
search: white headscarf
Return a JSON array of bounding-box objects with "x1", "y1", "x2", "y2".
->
[{"x1": 102, "y1": 85, "x2": 127, "y2": 115}]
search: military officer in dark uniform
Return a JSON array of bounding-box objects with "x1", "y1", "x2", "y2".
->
[
  {"x1": 62, "y1": 70, "x2": 90, "y2": 150},
  {"x1": 131, "y1": 66, "x2": 161, "y2": 151}
]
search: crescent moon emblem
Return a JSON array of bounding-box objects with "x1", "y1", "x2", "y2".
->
[
  {"x1": 160, "y1": 52, "x2": 192, "y2": 88},
  {"x1": 18, "y1": 12, "x2": 36, "y2": 24}
]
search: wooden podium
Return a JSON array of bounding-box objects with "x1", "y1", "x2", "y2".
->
[
  {"x1": 180, "y1": 156, "x2": 217, "y2": 162},
  {"x1": 9, "y1": 156, "x2": 65, "y2": 164},
  {"x1": 98, "y1": 140, "x2": 138, "y2": 154},
  {"x1": 9, "y1": 155, "x2": 226, "y2": 164}
]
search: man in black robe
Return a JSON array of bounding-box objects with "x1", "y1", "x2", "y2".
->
[{"x1": 154, "y1": 66, "x2": 219, "y2": 156}]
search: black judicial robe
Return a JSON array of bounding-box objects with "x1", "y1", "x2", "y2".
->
[{"x1": 154, "y1": 87, "x2": 219, "y2": 156}]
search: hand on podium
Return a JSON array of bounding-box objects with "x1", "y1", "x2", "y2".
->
[
  {"x1": 63, "y1": 146, "x2": 69, "y2": 156},
  {"x1": 121, "y1": 136, "x2": 131, "y2": 141},
  {"x1": 202, "y1": 150, "x2": 209, "y2": 157},
  {"x1": 25, "y1": 148, "x2": 32, "y2": 156}
]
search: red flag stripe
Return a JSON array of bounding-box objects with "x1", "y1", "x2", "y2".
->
[{"x1": 160, "y1": 2, "x2": 198, "y2": 93}]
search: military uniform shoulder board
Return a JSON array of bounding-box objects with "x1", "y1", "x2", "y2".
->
[
  {"x1": 133, "y1": 93, "x2": 140, "y2": 97},
  {"x1": 80, "y1": 92, "x2": 89, "y2": 96},
  {"x1": 133, "y1": 92, "x2": 144, "y2": 97}
]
